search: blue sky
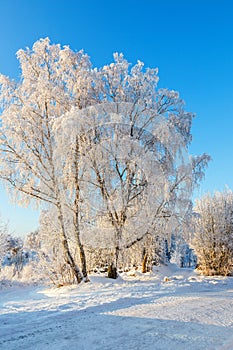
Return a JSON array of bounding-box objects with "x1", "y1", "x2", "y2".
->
[{"x1": 0, "y1": 0, "x2": 233, "y2": 236}]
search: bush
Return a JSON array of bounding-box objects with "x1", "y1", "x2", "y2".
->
[{"x1": 192, "y1": 191, "x2": 233, "y2": 276}]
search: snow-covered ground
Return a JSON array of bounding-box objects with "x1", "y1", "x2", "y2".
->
[{"x1": 0, "y1": 265, "x2": 233, "y2": 350}]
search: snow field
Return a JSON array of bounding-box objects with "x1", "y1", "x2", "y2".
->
[{"x1": 0, "y1": 265, "x2": 233, "y2": 350}]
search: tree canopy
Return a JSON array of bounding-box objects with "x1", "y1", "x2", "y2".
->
[{"x1": 0, "y1": 38, "x2": 210, "y2": 281}]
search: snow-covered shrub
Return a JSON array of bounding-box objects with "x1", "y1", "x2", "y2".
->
[
  {"x1": 0, "y1": 221, "x2": 11, "y2": 268},
  {"x1": 0, "y1": 231, "x2": 25, "y2": 277},
  {"x1": 34, "y1": 211, "x2": 78, "y2": 286},
  {"x1": 84, "y1": 233, "x2": 162, "y2": 274},
  {"x1": 192, "y1": 191, "x2": 233, "y2": 276},
  {"x1": 0, "y1": 228, "x2": 40, "y2": 284}
]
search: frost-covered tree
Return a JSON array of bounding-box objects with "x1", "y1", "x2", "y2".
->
[
  {"x1": 0, "y1": 221, "x2": 10, "y2": 269},
  {"x1": 0, "y1": 227, "x2": 24, "y2": 277},
  {"x1": 192, "y1": 191, "x2": 233, "y2": 276},
  {"x1": 0, "y1": 38, "x2": 209, "y2": 281},
  {"x1": 0, "y1": 38, "x2": 94, "y2": 283},
  {"x1": 24, "y1": 230, "x2": 41, "y2": 252},
  {"x1": 54, "y1": 101, "x2": 209, "y2": 277}
]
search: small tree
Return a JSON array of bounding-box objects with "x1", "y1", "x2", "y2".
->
[
  {"x1": 0, "y1": 230, "x2": 24, "y2": 277},
  {"x1": 192, "y1": 191, "x2": 233, "y2": 276}
]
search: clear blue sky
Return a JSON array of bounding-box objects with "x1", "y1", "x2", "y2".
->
[{"x1": 0, "y1": 0, "x2": 233, "y2": 236}]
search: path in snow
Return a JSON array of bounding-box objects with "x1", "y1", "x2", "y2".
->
[{"x1": 0, "y1": 267, "x2": 233, "y2": 350}]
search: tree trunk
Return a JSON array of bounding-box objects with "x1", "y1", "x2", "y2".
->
[
  {"x1": 142, "y1": 252, "x2": 148, "y2": 273},
  {"x1": 107, "y1": 246, "x2": 119, "y2": 279},
  {"x1": 74, "y1": 215, "x2": 89, "y2": 282},
  {"x1": 57, "y1": 205, "x2": 83, "y2": 284},
  {"x1": 73, "y1": 137, "x2": 89, "y2": 282},
  {"x1": 108, "y1": 263, "x2": 118, "y2": 279}
]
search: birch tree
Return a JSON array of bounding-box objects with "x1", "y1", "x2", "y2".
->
[
  {"x1": 54, "y1": 103, "x2": 209, "y2": 277},
  {"x1": 0, "y1": 38, "x2": 210, "y2": 280},
  {"x1": 0, "y1": 38, "x2": 94, "y2": 282}
]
